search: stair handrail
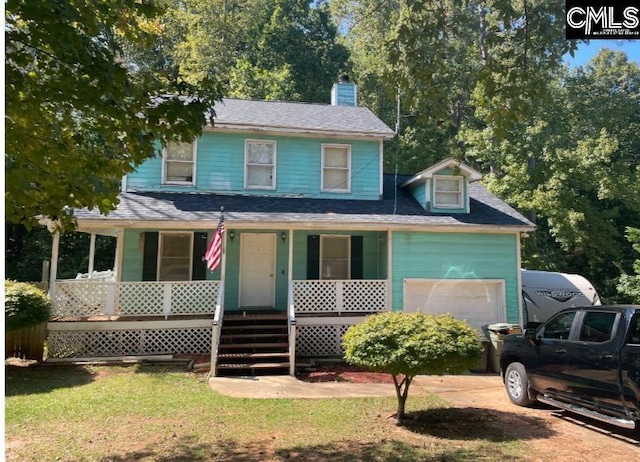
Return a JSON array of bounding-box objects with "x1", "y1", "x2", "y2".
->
[
  {"x1": 287, "y1": 283, "x2": 296, "y2": 376},
  {"x1": 209, "y1": 283, "x2": 225, "y2": 377}
]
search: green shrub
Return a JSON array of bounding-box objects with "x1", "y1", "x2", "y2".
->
[
  {"x1": 343, "y1": 312, "x2": 484, "y2": 422},
  {"x1": 5, "y1": 280, "x2": 51, "y2": 331}
]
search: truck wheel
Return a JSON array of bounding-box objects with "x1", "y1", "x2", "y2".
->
[{"x1": 504, "y1": 362, "x2": 537, "y2": 407}]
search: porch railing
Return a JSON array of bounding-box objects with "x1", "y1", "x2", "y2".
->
[
  {"x1": 287, "y1": 283, "x2": 297, "y2": 376},
  {"x1": 292, "y1": 279, "x2": 388, "y2": 314},
  {"x1": 52, "y1": 280, "x2": 222, "y2": 318},
  {"x1": 209, "y1": 284, "x2": 225, "y2": 376}
]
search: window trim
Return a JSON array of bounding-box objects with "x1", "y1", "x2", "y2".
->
[
  {"x1": 162, "y1": 140, "x2": 197, "y2": 186},
  {"x1": 320, "y1": 235, "x2": 351, "y2": 280},
  {"x1": 244, "y1": 139, "x2": 277, "y2": 190},
  {"x1": 321, "y1": 144, "x2": 351, "y2": 193},
  {"x1": 433, "y1": 175, "x2": 463, "y2": 209},
  {"x1": 157, "y1": 231, "x2": 193, "y2": 281}
]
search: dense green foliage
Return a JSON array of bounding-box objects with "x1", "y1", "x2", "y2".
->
[
  {"x1": 5, "y1": 224, "x2": 116, "y2": 282},
  {"x1": 4, "y1": 281, "x2": 51, "y2": 331},
  {"x1": 158, "y1": 0, "x2": 349, "y2": 102},
  {"x1": 343, "y1": 312, "x2": 483, "y2": 422},
  {"x1": 618, "y1": 227, "x2": 640, "y2": 303},
  {"x1": 5, "y1": 0, "x2": 221, "y2": 228}
]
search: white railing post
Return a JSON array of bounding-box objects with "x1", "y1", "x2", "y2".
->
[
  {"x1": 336, "y1": 281, "x2": 344, "y2": 314},
  {"x1": 163, "y1": 284, "x2": 172, "y2": 319},
  {"x1": 288, "y1": 284, "x2": 296, "y2": 376},
  {"x1": 209, "y1": 284, "x2": 224, "y2": 377},
  {"x1": 106, "y1": 283, "x2": 116, "y2": 317}
]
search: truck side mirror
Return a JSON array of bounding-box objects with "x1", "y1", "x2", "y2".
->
[{"x1": 524, "y1": 326, "x2": 541, "y2": 344}]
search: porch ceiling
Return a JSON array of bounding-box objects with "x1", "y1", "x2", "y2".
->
[{"x1": 72, "y1": 176, "x2": 535, "y2": 233}]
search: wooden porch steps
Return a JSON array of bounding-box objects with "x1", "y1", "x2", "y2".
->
[{"x1": 216, "y1": 311, "x2": 290, "y2": 376}]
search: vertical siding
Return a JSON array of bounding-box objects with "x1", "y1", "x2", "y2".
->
[
  {"x1": 391, "y1": 232, "x2": 520, "y2": 323},
  {"x1": 125, "y1": 132, "x2": 381, "y2": 200}
]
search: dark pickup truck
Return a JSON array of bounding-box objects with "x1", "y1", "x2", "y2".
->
[{"x1": 500, "y1": 305, "x2": 640, "y2": 430}]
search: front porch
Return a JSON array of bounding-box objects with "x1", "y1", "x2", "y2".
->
[{"x1": 47, "y1": 278, "x2": 389, "y2": 374}]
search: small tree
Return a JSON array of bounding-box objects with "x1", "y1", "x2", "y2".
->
[
  {"x1": 5, "y1": 281, "x2": 51, "y2": 331},
  {"x1": 343, "y1": 312, "x2": 483, "y2": 424}
]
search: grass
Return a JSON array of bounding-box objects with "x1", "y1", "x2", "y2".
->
[{"x1": 5, "y1": 362, "x2": 530, "y2": 461}]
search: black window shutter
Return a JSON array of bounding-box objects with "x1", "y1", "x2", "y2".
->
[
  {"x1": 192, "y1": 232, "x2": 208, "y2": 280},
  {"x1": 142, "y1": 232, "x2": 159, "y2": 281},
  {"x1": 307, "y1": 235, "x2": 320, "y2": 279},
  {"x1": 350, "y1": 236, "x2": 363, "y2": 280}
]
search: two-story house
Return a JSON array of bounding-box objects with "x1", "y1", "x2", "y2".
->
[{"x1": 46, "y1": 79, "x2": 534, "y2": 375}]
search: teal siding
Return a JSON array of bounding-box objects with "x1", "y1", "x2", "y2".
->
[
  {"x1": 125, "y1": 132, "x2": 381, "y2": 200},
  {"x1": 391, "y1": 232, "x2": 520, "y2": 323},
  {"x1": 409, "y1": 183, "x2": 426, "y2": 209},
  {"x1": 333, "y1": 83, "x2": 357, "y2": 106}
]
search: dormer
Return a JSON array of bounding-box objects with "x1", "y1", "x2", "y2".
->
[{"x1": 401, "y1": 158, "x2": 482, "y2": 214}]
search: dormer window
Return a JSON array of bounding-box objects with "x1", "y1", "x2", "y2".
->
[
  {"x1": 245, "y1": 140, "x2": 276, "y2": 190},
  {"x1": 322, "y1": 144, "x2": 351, "y2": 193},
  {"x1": 433, "y1": 176, "x2": 463, "y2": 209},
  {"x1": 163, "y1": 141, "x2": 196, "y2": 185}
]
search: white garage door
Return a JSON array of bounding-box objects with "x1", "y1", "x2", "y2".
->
[{"x1": 403, "y1": 279, "x2": 505, "y2": 330}]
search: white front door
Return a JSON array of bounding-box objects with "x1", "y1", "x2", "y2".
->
[{"x1": 239, "y1": 233, "x2": 277, "y2": 308}]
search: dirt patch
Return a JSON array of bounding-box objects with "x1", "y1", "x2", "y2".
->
[{"x1": 300, "y1": 364, "x2": 640, "y2": 461}]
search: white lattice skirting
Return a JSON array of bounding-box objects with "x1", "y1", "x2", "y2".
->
[
  {"x1": 296, "y1": 324, "x2": 353, "y2": 357},
  {"x1": 47, "y1": 320, "x2": 211, "y2": 359}
]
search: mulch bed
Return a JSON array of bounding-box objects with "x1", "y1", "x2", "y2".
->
[
  {"x1": 297, "y1": 364, "x2": 394, "y2": 384},
  {"x1": 174, "y1": 355, "x2": 393, "y2": 384}
]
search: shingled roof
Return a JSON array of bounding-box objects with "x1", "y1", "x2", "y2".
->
[
  {"x1": 208, "y1": 98, "x2": 395, "y2": 139},
  {"x1": 75, "y1": 175, "x2": 534, "y2": 231}
]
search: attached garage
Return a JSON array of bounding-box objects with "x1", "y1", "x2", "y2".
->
[{"x1": 403, "y1": 279, "x2": 506, "y2": 330}]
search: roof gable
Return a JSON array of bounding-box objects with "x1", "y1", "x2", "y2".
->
[{"x1": 401, "y1": 158, "x2": 483, "y2": 188}]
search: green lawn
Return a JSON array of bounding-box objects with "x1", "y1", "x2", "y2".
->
[{"x1": 5, "y1": 363, "x2": 527, "y2": 461}]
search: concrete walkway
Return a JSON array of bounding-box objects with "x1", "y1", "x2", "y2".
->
[{"x1": 208, "y1": 373, "x2": 503, "y2": 399}]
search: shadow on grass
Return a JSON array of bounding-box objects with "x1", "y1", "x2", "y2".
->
[
  {"x1": 98, "y1": 436, "x2": 528, "y2": 462},
  {"x1": 5, "y1": 363, "x2": 96, "y2": 396},
  {"x1": 401, "y1": 407, "x2": 555, "y2": 441}
]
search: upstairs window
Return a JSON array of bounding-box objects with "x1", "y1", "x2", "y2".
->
[
  {"x1": 433, "y1": 176, "x2": 463, "y2": 208},
  {"x1": 320, "y1": 235, "x2": 350, "y2": 280},
  {"x1": 158, "y1": 232, "x2": 192, "y2": 281},
  {"x1": 245, "y1": 140, "x2": 276, "y2": 189},
  {"x1": 322, "y1": 144, "x2": 351, "y2": 193},
  {"x1": 163, "y1": 142, "x2": 196, "y2": 185}
]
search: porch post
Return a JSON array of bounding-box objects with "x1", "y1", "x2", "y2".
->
[
  {"x1": 114, "y1": 229, "x2": 124, "y2": 282},
  {"x1": 49, "y1": 229, "x2": 60, "y2": 302},
  {"x1": 88, "y1": 232, "x2": 96, "y2": 276},
  {"x1": 387, "y1": 230, "x2": 393, "y2": 311}
]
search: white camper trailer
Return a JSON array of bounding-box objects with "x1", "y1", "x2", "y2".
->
[{"x1": 521, "y1": 269, "x2": 601, "y2": 324}]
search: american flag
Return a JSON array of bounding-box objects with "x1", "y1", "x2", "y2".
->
[{"x1": 205, "y1": 212, "x2": 224, "y2": 271}]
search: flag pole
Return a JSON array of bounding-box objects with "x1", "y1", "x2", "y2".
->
[{"x1": 219, "y1": 206, "x2": 226, "y2": 283}]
